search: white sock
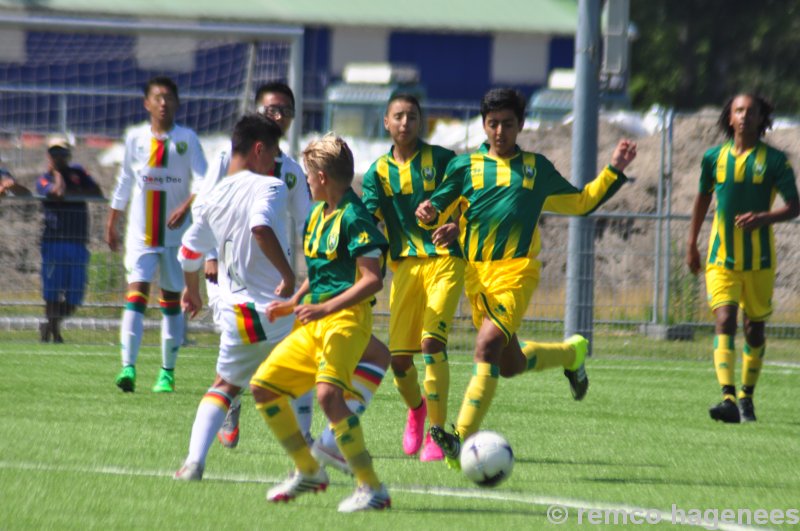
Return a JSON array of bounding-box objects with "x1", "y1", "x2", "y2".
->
[
  {"x1": 291, "y1": 390, "x2": 314, "y2": 441},
  {"x1": 186, "y1": 389, "x2": 234, "y2": 466},
  {"x1": 120, "y1": 308, "x2": 144, "y2": 367},
  {"x1": 161, "y1": 312, "x2": 183, "y2": 370}
]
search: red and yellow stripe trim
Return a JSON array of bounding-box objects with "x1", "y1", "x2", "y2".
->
[
  {"x1": 145, "y1": 190, "x2": 167, "y2": 247},
  {"x1": 234, "y1": 302, "x2": 267, "y2": 344},
  {"x1": 125, "y1": 291, "x2": 148, "y2": 313}
]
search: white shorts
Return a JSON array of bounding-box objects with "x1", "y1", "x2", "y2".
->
[
  {"x1": 124, "y1": 246, "x2": 184, "y2": 292},
  {"x1": 216, "y1": 304, "x2": 295, "y2": 387},
  {"x1": 206, "y1": 278, "x2": 222, "y2": 326}
]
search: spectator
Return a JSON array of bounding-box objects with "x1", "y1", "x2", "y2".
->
[{"x1": 36, "y1": 136, "x2": 103, "y2": 343}]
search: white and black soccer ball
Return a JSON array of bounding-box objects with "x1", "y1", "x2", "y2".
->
[{"x1": 460, "y1": 431, "x2": 514, "y2": 487}]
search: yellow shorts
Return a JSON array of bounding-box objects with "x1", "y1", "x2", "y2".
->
[
  {"x1": 705, "y1": 265, "x2": 774, "y2": 321},
  {"x1": 250, "y1": 300, "x2": 372, "y2": 399},
  {"x1": 465, "y1": 257, "x2": 540, "y2": 342},
  {"x1": 388, "y1": 256, "x2": 465, "y2": 354}
]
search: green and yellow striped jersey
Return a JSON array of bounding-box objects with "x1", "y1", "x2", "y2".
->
[
  {"x1": 361, "y1": 141, "x2": 460, "y2": 260},
  {"x1": 425, "y1": 143, "x2": 627, "y2": 262},
  {"x1": 700, "y1": 140, "x2": 798, "y2": 271},
  {"x1": 302, "y1": 188, "x2": 388, "y2": 304}
]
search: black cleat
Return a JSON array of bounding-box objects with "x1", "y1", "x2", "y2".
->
[
  {"x1": 709, "y1": 399, "x2": 740, "y2": 423},
  {"x1": 738, "y1": 397, "x2": 756, "y2": 422},
  {"x1": 429, "y1": 425, "x2": 462, "y2": 470},
  {"x1": 564, "y1": 366, "x2": 589, "y2": 401}
]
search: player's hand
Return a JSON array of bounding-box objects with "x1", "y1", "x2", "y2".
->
[
  {"x1": 686, "y1": 244, "x2": 702, "y2": 275},
  {"x1": 167, "y1": 204, "x2": 190, "y2": 229},
  {"x1": 105, "y1": 224, "x2": 120, "y2": 252},
  {"x1": 181, "y1": 287, "x2": 202, "y2": 318},
  {"x1": 432, "y1": 222, "x2": 459, "y2": 246},
  {"x1": 611, "y1": 139, "x2": 637, "y2": 172},
  {"x1": 204, "y1": 259, "x2": 218, "y2": 284},
  {"x1": 735, "y1": 211, "x2": 765, "y2": 230},
  {"x1": 274, "y1": 274, "x2": 295, "y2": 299},
  {"x1": 266, "y1": 300, "x2": 295, "y2": 323},
  {"x1": 294, "y1": 303, "x2": 329, "y2": 324},
  {"x1": 416, "y1": 200, "x2": 438, "y2": 224}
]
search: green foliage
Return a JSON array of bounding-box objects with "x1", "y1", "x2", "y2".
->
[
  {"x1": 87, "y1": 251, "x2": 126, "y2": 298},
  {"x1": 668, "y1": 238, "x2": 701, "y2": 324},
  {"x1": 630, "y1": 0, "x2": 800, "y2": 112}
]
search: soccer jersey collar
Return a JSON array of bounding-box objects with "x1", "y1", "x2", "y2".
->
[
  {"x1": 479, "y1": 142, "x2": 522, "y2": 161},
  {"x1": 388, "y1": 139, "x2": 425, "y2": 166}
]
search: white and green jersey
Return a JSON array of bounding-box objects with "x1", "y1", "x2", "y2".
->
[{"x1": 110, "y1": 122, "x2": 208, "y2": 250}]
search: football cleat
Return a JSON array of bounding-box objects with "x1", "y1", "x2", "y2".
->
[
  {"x1": 337, "y1": 483, "x2": 391, "y2": 513},
  {"x1": 174, "y1": 461, "x2": 203, "y2": 481},
  {"x1": 115, "y1": 365, "x2": 136, "y2": 393},
  {"x1": 402, "y1": 399, "x2": 427, "y2": 455},
  {"x1": 217, "y1": 398, "x2": 241, "y2": 448},
  {"x1": 310, "y1": 437, "x2": 352, "y2": 476},
  {"x1": 564, "y1": 334, "x2": 589, "y2": 401},
  {"x1": 151, "y1": 369, "x2": 175, "y2": 393},
  {"x1": 709, "y1": 398, "x2": 741, "y2": 423},
  {"x1": 267, "y1": 468, "x2": 329, "y2": 502},
  {"x1": 429, "y1": 425, "x2": 462, "y2": 470},
  {"x1": 419, "y1": 432, "x2": 445, "y2": 462},
  {"x1": 738, "y1": 397, "x2": 756, "y2": 422}
]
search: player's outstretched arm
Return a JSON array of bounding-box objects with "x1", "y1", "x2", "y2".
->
[
  {"x1": 294, "y1": 256, "x2": 382, "y2": 324},
  {"x1": 267, "y1": 278, "x2": 309, "y2": 322},
  {"x1": 182, "y1": 270, "x2": 203, "y2": 318}
]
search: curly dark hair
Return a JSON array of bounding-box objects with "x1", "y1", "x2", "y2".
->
[{"x1": 717, "y1": 93, "x2": 774, "y2": 139}]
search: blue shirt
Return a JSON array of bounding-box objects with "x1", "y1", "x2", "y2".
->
[{"x1": 36, "y1": 164, "x2": 100, "y2": 242}]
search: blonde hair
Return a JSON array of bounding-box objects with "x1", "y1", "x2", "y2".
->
[{"x1": 303, "y1": 133, "x2": 354, "y2": 184}]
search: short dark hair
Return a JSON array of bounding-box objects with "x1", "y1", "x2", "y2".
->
[
  {"x1": 480, "y1": 88, "x2": 526, "y2": 124},
  {"x1": 718, "y1": 93, "x2": 774, "y2": 138},
  {"x1": 254, "y1": 81, "x2": 295, "y2": 108},
  {"x1": 386, "y1": 92, "x2": 422, "y2": 116},
  {"x1": 144, "y1": 76, "x2": 179, "y2": 102},
  {"x1": 231, "y1": 114, "x2": 283, "y2": 156}
]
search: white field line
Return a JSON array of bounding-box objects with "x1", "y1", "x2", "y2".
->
[{"x1": 0, "y1": 460, "x2": 767, "y2": 531}]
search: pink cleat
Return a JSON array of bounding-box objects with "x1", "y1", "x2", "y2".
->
[
  {"x1": 402, "y1": 399, "x2": 427, "y2": 455},
  {"x1": 419, "y1": 432, "x2": 444, "y2": 462}
]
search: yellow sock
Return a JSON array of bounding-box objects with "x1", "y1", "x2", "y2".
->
[
  {"x1": 256, "y1": 396, "x2": 318, "y2": 475},
  {"x1": 713, "y1": 334, "x2": 736, "y2": 401},
  {"x1": 455, "y1": 362, "x2": 499, "y2": 441},
  {"x1": 393, "y1": 358, "x2": 423, "y2": 410},
  {"x1": 422, "y1": 351, "x2": 449, "y2": 427},
  {"x1": 332, "y1": 415, "x2": 380, "y2": 489},
  {"x1": 740, "y1": 342, "x2": 765, "y2": 398},
  {"x1": 521, "y1": 340, "x2": 575, "y2": 371}
]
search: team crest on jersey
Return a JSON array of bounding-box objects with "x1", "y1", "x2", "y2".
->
[
  {"x1": 176, "y1": 141, "x2": 188, "y2": 155},
  {"x1": 523, "y1": 164, "x2": 537, "y2": 179},
  {"x1": 753, "y1": 162, "x2": 765, "y2": 176},
  {"x1": 469, "y1": 167, "x2": 483, "y2": 179},
  {"x1": 327, "y1": 231, "x2": 339, "y2": 249},
  {"x1": 422, "y1": 166, "x2": 436, "y2": 181},
  {"x1": 285, "y1": 172, "x2": 297, "y2": 189}
]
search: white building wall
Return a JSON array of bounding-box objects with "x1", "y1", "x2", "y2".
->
[
  {"x1": 330, "y1": 27, "x2": 389, "y2": 76},
  {"x1": 491, "y1": 33, "x2": 550, "y2": 85}
]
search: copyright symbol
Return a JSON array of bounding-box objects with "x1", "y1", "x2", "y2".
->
[{"x1": 547, "y1": 504, "x2": 569, "y2": 524}]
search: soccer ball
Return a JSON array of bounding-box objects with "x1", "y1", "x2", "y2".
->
[{"x1": 460, "y1": 431, "x2": 514, "y2": 487}]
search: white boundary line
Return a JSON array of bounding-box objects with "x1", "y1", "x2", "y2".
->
[{"x1": 0, "y1": 460, "x2": 770, "y2": 530}]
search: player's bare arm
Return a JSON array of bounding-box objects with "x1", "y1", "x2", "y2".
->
[
  {"x1": 294, "y1": 256, "x2": 383, "y2": 324},
  {"x1": 735, "y1": 196, "x2": 800, "y2": 230},
  {"x1": 266, "y1": 278, "x2": 309, "y2": 322},
  {"x1": 252, "y1": 225, "x2": 295, "y2": 298},
  {"x1": 181, "y1": 269, "x2": 203, "y2": 318},
  {"x1": 167, "y1": 194, "x2": 195, "y2": 229},
  {"x1": 416, "y1": 199, "x2": 437, "y2": 224},
  {"x1": 431, "y1": 222, "x2": 459, "y2": 247},
  {"x1": 686, "y1": 192, "x2": 713, "y2": 275},
  {"x1": 105, "y1": 208, "x2": 124, "y2": 252}
]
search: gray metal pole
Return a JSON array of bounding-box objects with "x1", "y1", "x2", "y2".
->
[
  {"x1": 287, "y1": 32, "x2": 304, "y2": 160},
  {"x1": 564, "y1": 0, "x2": 601, "y2": 349}
]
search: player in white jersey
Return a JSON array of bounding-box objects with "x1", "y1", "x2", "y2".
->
[
  {"x1": 175, "y1": 114, "x2": 295, "y2": 480},
  {"x1": 106, "y1": 76, "x2": 208, "y2": 394}
]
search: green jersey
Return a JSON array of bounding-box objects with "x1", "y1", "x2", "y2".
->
[
  {"x1": 302, "y1": 188, "x2": 388, "y2": 304},
  {"x1": 425, "y1": 143, "x2": 627, "y2": 262},
  {"x1": 361, "y1": 141, "x2": 460, "y2": 260},
  {"x1": 700, "y1": 140, "x2": 798, "y2": 271}
]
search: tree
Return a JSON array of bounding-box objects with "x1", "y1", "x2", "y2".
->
[{"x1": 630, "y1": 0, "x2": 800, "y2": 112}]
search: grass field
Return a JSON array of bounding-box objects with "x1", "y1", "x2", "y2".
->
[{"x1": 1, "y1": 335, "x2": 799, "y2": 530}]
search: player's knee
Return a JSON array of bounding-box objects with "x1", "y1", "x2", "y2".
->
[
  {"x1": 250, "y1": 384, "x2": 277, "y2": 404},
  {"x1": 421, "y1": 337, "x2": 445, "y2": 354},
  {"x1": 316, "y1": 383, "x2": 346, "y2": 417},
  {"x1": 391, "y1": 354, "x2": 413, "y2": 373},
  {"x1": 363, "y1": 336, "x2": 391, "y2": 368}
]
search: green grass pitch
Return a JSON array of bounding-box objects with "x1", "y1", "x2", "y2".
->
[{"x1": 1, "y1": 334, "x2": 799, "y2": 530}]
